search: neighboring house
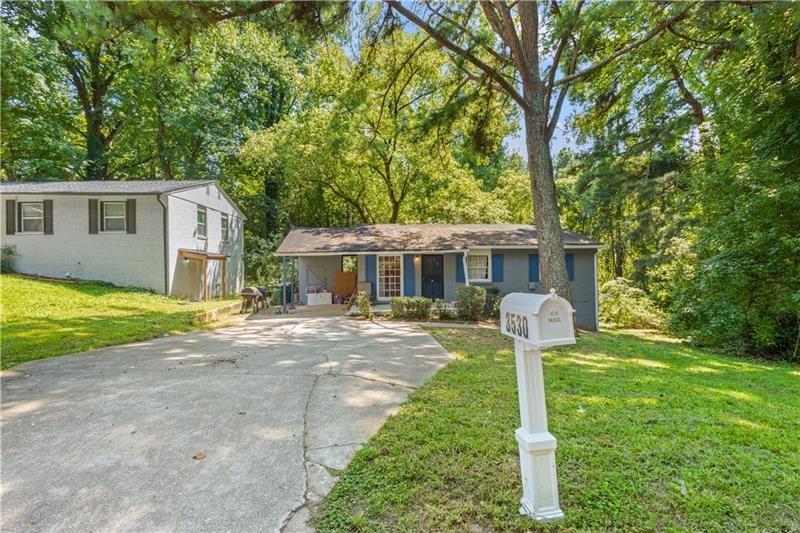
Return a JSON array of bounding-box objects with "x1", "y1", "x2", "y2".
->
[
  {"x1": 0, "y1": 180, "x2": 245, "y2": 300},
  {"x1": 275, "y1": 224, "x2": 601, "y2": 330}
]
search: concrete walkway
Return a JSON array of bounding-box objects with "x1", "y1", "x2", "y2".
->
[{"x1": 0, "y1": 315, "x2": 452, "y2": 532}]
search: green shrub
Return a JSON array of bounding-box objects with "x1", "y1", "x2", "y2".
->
[
  {"x1": 390, "y1": 296, "x2": 433, "y2": 320},
  {"x1": 433, "y1": 299, "x2": 456, "y2": 320},
  {"x1": 483, "y1": 287, "x2": 502, "y2": 318},
  {"x1": 457, "y1": 285, "x2": 486, "y2": 321},
  {"x1": 356, "y1": 291, "x2": 372, "y2": 319},
  {"x1": 1, "y1": 245, "x2": 16, "y2": 273},
  {"x1": 600, "y1": 277, "x2": 665, "y2": 329}
]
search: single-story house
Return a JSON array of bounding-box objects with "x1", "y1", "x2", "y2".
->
[
  {"x1": 0, "y1": 180, "x2": 245, "y2": 300},
  {"x1": 275, "y1": 224, "x2": 600, "y2": 330}
]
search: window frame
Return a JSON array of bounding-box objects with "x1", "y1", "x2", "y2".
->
[
  {"x1": 376, "y1": 254, "x2": 403, "y2": 302},
  {"x1": 19, "y1": 201, "x2": 45, "y2": 234},
  {"x1": 466, "y1": 249, "x2": 491, "y2": 283},
  {"x1": 221, "y1": 213, "x2": 229, "y2": 242},
  {"x1": 100, "y1": 201, "x2": 127, "y2": 233},
  {"x1": 197, "y1": 206, "x2": 207, "y2": 239}
]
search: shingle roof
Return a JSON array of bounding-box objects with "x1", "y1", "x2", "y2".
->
[
  {"x1": 275, "y1": 224, "x2": 599, "y2": 255},
  {"x1": 0, "y1": 180, "x2": 214, "y2": 194}
]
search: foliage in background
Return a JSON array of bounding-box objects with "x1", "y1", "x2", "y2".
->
[
  {"x1": 561, "y1": 1, "x2": 800, "y2": 359},
  {"x1": 242, "y1": 28, "x2": 529, "y2": 229},
  {"x1": 390, "y1": 296, "x2": 433, "y2": 320},
  {"x1": 599, "y1": 278, "x2": 665, "y2": 330},
  {"x1": 456, "y1": 286, "x2": 487, "y2": 322}
]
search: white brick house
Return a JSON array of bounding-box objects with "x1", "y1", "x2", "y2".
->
[{"x1": 0, "y1": 180, "x2": 245, "y2": 300}]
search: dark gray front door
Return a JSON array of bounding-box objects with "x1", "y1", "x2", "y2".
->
[{"x1": 421, "y1": 255, "x2": 444, "y2": 299}]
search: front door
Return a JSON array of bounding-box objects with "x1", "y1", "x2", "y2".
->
[{"x1": 421, "y1": 255, "x2": 444, "y2": 299}]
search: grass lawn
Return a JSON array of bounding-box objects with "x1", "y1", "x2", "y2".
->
[
  {"x1": 0, "y1": 274, "x2": 237, "y2": 369},
  {"x1": 315, "y1": 328, "x2": 800, "y2": 531}
]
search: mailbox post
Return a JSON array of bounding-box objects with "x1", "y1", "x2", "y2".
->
[{"x1": 500, "y1": 288, "x2": 576, "y2": 521}]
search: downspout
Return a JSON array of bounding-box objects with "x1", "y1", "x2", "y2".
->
[
  {"x1": 462, "y1": 250, "x2": 470, "y2": 287},
  {"x1": 593, "y1": 250, "x2": 600, "y2": 331},
  {"x1": 157, "y1": 193, "x2": 170, "y2": 295}
]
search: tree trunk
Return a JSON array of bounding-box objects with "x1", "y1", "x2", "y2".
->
[
  {"x1": 86, "y1": 110, "x2": 107, "y2": 181},
  {"x1": 155, "y1": 97, "x2": 174, "y2": 180},
  {"x1": 523, "y1": 106, "x2": 572, "y2": 302}
]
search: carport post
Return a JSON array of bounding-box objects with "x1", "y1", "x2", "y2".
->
[
  {"x1": 291, "y1": 256, "x2": 296, "y2": 308},
  {"x1": 281, "y1": 256, "x2": 287, "y2": 313}
]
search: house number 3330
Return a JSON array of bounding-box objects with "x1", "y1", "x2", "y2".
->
[{"x1": 505, "y1": 312, "x2": 529, "y2": 339}]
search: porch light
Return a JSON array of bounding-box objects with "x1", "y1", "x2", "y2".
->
[{"x1": 414, "y1": 255, "x2": 420, "y2": 263}]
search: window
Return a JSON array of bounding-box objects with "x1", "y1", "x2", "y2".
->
[
  {"x1": 20, "y1": 202, "x2": 44, "y2": 233},
  {"x1": 377, "y1": 255, "x2": 402, "y2": 300},
  {"x1": 466, "y1": 251, "x2": 490, "y2": 282},
  {"x1": 197, "y1": 207, "x2": 207, "y2": 238},
  {"x1": 221, "y1": 214, "x2": 229, "y2": 242},
  {"x1": 101, "y1": 201, "x2": 126, "y2": 232}
]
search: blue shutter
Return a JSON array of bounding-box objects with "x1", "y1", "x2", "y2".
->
[
  {"x1": 403, "y1": 254, "x2": 415, "y2": 296},
  {"x1": 491, "y1": 254, "x2": 503, "y2": 282},
  {"x1": 528, "y1": 254, "x2": 540, "y2": 282},
  {"x1": 365, "y1": 255, "x2": 377, "y2": 299},
  {"x1": 566, "y1": 253, "x2": 575, "y2": 281},
  {"x1": 455, "y1": 253, "x2": 465, "y2": 283}
]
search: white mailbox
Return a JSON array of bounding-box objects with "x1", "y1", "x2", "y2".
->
[
  {"x1": 500, "y1": 289, "x2": 575, "y2": 522},
  {"x1": 500, "y1": 289, "x2": 575, "y2": 349}
]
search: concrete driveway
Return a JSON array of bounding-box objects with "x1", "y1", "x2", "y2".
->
[{"x1": 1, "y1": 315, "x2": 452, "y2": 532}]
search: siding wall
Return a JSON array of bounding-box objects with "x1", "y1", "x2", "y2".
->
[
  {"x1": 0, "y1": 193, "x2": 164, "y2": 292},
  {"x1": 441, "y1": 249, "x2": 597, "y2": 330},
  {"x1": 167, "y1": 184, "x2": 245, "y2": 299}
]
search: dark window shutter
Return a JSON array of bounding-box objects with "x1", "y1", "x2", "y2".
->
[
  {"x1": 43, "y1": 199, "x2": 53, "y2": 235},
  {"x1": 403, "y1": 254, "x2": 415, "y2": 297},
  {"x1": 455, "y1": 253, "x2": 465, "y2": 283},
  {"x1": 491, "y1": 254, "x2": 503, "y2": 282},
  {"x1": 566, "y1": 253, "x2": 575, "y2": 281},
  {"x1": 88, "y1": 199, "x2": 98, "y2": 234},
  {"x1": 126, "y1": 199, "x2": 136, "y2": 234},
  {"x1": 5, "y1": 200, "x2": 15, "y2": 235},
  {"x1": 528, "y1": 254, "x2": 540, "y2": 282},
  {"x1": 365, "y1": 255, "x2": 377, "y2": 300}
]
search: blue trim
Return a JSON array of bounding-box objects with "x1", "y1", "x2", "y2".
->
[
  {"x1": 365, "y1": 255, "x2": 377, "y2": 299},
  {"x1": 403, "y1": 254, "x2": 415, "y2": 296},
  {"x1": 455, "y1": 253, "x2": 465, "y2": 283},
  {"x1": 566, "y1": 253, "x2": 575, "y2": 281},
  {"x1": 491, "y1": 254, "x2": 503, "y2": 282},
  {"x1": 528, "y1": 254, "x2": 539, "y2": 282}
]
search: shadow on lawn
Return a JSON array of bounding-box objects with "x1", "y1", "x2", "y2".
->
[
  {"x1": 344, "y1": 326, "x2": 800, "y2": 531},
  {"x1": 1, "y1": 309, "x2": 206, "y2": 370}
]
